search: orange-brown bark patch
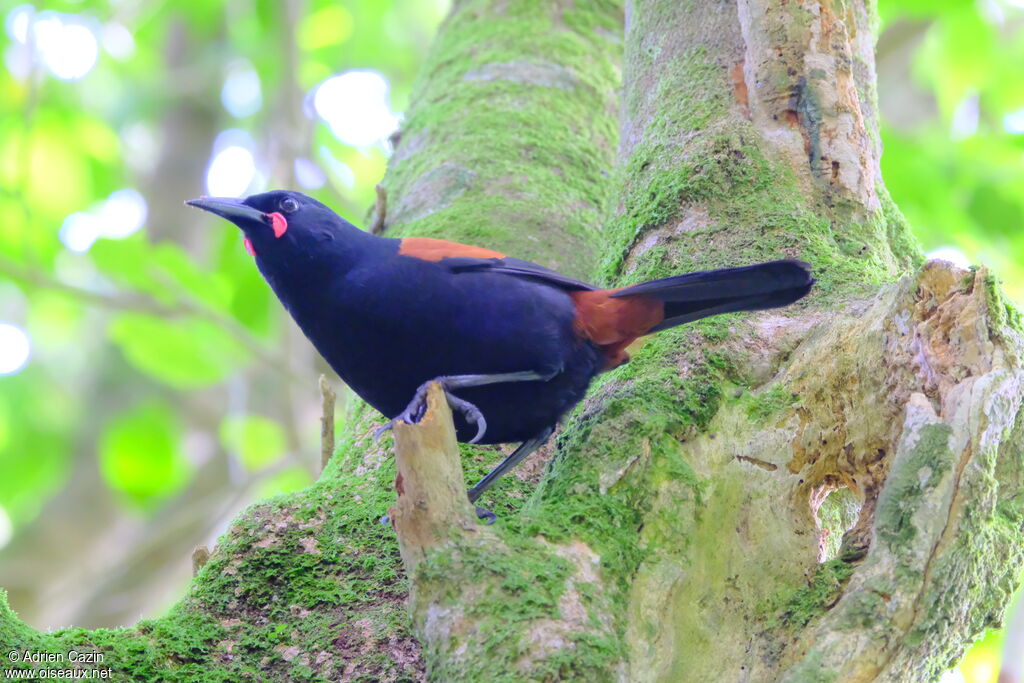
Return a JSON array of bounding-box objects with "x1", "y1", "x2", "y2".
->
[{"x1": 730, "y1": 60, "x2": 750, "y2": 119}]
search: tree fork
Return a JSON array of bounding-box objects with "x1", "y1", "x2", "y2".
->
[{"x1": 3, "y1": 0, "x2": 1023, "y2": 680}]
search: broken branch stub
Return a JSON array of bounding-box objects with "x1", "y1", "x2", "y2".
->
[
  {"x1": 319, "y1": 374, "x2": 336, "y2": 472},
  {"x1": 389, "y1": 382, "x2": 481, "y2": 573}
]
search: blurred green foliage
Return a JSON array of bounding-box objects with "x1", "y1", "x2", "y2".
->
[
  {"x1": 99, "y1": 401, "x2": 188, "y2": 509},
  {"x1": 0, "y1": 0, "x2": 447, "y2": 537},
  {"x1": 0, "y1": 0, "x2": 1020, "y2": 674},
  {"x1": 0, "y1": 0, "x2": 446, "y2": 630},
  {"x1": 219, "y1": 414, "x2": 286, "y2": 471},
  {"x1": 879, "y1": 0, "x2": 1024, "y2": 302}
]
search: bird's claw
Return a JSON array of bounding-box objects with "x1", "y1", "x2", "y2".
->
[
  {"x1": 475, "y1": 506, "x2": 497, "y2": 524},
  {"x1": 444, "y1": 393, "x2": 487, "y2": 444},
  {"x1": 377, "y1": 381, "x2": 488, "y2": 444},
  {"x1": 373, "y1": 421, "x2": 395, "y2": 443},
  {"x1": 372, "y1": 398, "x2": 423, "y2": 443}
]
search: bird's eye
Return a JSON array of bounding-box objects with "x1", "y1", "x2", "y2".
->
[{"x1": 280, "y1": 197, "x2": 299, "y2": 213}]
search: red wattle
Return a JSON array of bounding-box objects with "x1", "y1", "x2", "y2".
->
[
  {"x1": 244, "y1": 237, "x2": 255, "y2": 257},
  {"x1": 269, "y1": 212, "x2": 288, "y2": 238}
]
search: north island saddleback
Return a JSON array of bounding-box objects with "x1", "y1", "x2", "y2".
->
[{"x1": 188, "y1": 191, "x2": 814, "y2": 521}]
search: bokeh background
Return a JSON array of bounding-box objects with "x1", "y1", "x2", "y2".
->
[{"x1": 0, "y1": 0, "x2": 1021, "y2": 678}]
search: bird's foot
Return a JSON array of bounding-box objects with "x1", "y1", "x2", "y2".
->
[
  {"x1": 373, "y1": 421, "x2": 395, "y2": 443},
  {"x1": 475, "y1": 505, "x2": 497, "y2": 524},
  {"x1": 374, "y1": 380, "x2": 487, "y2": 443}
]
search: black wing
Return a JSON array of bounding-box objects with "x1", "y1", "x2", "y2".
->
[{"x1": 437, "y1": 256, "x2": 596, "y2": 292}]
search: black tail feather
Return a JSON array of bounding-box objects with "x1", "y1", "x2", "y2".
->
[{"x1": 613, "y1": 259, "x2": 814, "y2": 332}]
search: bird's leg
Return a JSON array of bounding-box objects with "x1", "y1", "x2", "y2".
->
[
  {"x1": 374, "y1": 370, "x2": 557, "y2": 444},
  {"x1": 468, "y1": 427, "x2": 554, "y2": 523},
  {"x1": 381, "y1": 427, "x2": 555, "y2": 526}
]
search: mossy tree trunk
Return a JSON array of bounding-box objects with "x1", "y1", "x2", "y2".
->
[{"x1": 3, "y1": 0, "x2": 1024, "y2": 681}]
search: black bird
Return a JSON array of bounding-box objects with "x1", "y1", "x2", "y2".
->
[{"x1": 188, "y1": 191, "x2": 813, "y2": 517}]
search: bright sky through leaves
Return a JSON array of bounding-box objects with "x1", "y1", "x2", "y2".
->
[
  {"x1": 0, "y1": 323, "x2": 31, "y2": 375},
  {"x1": 5, "y1": 7, "x2": 99, "y2": 81},
  {"x1": 222, "y1": 60, "x2": 263, "y2": 118},
  {"x1": 206, "y1": 130, "x2": 259, "y2": 197},
  {"x1": 0, "y1": 506, "x2": 11, "y2": 551},
  {"x1": 59, "y1": 189, "x2": 148, "y2": 253},
  {"x1": 313, "y1": 70, "x2": 400, "y2": 147}
]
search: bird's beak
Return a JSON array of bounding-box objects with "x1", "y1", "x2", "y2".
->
[{"x1": 186, "y1": 196, "x2": 267, "y2": 225}]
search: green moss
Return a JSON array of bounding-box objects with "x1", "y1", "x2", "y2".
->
[
  {"x1": 0, "y1": 590, "x2": 33, "y2": 648},
  {"x1": 1, "y1": 589, "x2": 234, "y2": 681},
  {"x1": 606, "y1": 9, "x2": 922, "y2": 305},
  {"x1": 0, "y1": 407, "x2": 425, "y2": 682},
  {"x1": 893, "y1": 417, "x2": 1024, "y2": 677},
  {"x1": 746, "y1": 383, "x2": 798, "y2": 423},
  {"x1": 412, "y1": 536, "x2": 591, "y2": 681},
  {"x1": 401, "y1": 318, "x2": 732, "y2": 679},
  {"x1": 874, "y1": 423, "x2": 953, "y2": 549},
  {"x1": 878, "y1": 187, "x2": 924, "y2": 273},
  {"x1": 438, "y1": 324, "x2": 726, "y2": 678},
  {"x1": 378, "y1": 0, "x2": 624, "y2": 280},
  {"x1": 782, "y1": 647, "x2": 840, "y2": 683},
  {"x1": 779, "y1": 418, "x2": 1024, "y2": 676},
  {"x1": 647, "y1": 47, "x2": 731, "y2": 137},
  {"x1": 984, "y1": 271, "x2": 1024, "y2": 336},
  {"x1": 760, "y1": 558, "x2": 856, "y2": 630},
  {"x1": 602, "y1": 127, "x2": 917, "y2": 304}
]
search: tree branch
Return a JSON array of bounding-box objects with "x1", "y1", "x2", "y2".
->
[{"x1": 0, "y1": 254, "x2": 301, "y2": 384}]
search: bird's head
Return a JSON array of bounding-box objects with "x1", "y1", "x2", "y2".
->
[{"x1": 187, "y1": 190, "x2": 355, "y2": 263}]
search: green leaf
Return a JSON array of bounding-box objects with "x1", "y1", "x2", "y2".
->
[
  {"x1": 74, "y1": 117, "x2": 121, "y2": 164},
  {"x1": 914, "y1": 7, "x2": 997, "y2": 117},
  {"x1": 26, "y1": 292, "x2": 84, "y2": 351},
  {"x1": 0, "y1": 373, "x2": 75, "y2": 526},
  {"x1": 151, "y1": 244, "x2": 234, "y2": 311},
  {"x1": 90, "y1": 238, "x2": 175, "y2": 306},
  {"x1": 968, "y1": 183, "x2": 1024, "y2": 237},
  {"x1": 91, "y1": 240, "x2": 234, "y2": 312},
  {"x1": 0, "y1": 196, "x2": 28, "y2": 258},
  {"x1": 26, "y1": 123, "x2": 93, "y2": 222},
  {"x1": 219, "y1": 415, "x2": 287, "y2": 470},
  {"x1": 109, "y1": 314, "x2": 249, "y2": 388},
  {"x1": 299, "y1": 6, "x2": 354, "y2": 50},
  {"x1": 99, "y1": 402, "x2": 189, "y2": 509}
]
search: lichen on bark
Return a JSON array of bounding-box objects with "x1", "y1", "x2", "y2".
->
[{"x1": 601, "y1": 0, "x2": 1024, "y2": 680}]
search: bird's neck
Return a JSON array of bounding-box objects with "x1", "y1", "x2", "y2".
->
[{"x1": 256, "y1": 227, "x2": 385, "y2": 324}]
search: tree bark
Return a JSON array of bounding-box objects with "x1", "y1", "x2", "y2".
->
[{"x1": 3, "y1": 0, "x2": 1024, "y2": 681}]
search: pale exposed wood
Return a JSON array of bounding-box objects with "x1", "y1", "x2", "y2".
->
[
  {"x1": 318, "y1": 374, "x2": 336, "y2": 472},
  {"x1": 389, "y1": 383, "x2": 480, "y2": 573},
  {"x1": 371, "y1": 184, "x2": 388, "y2": 235},
  {"x1": 191, "y1": 546, "x2": 210, "y2": 577}
]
